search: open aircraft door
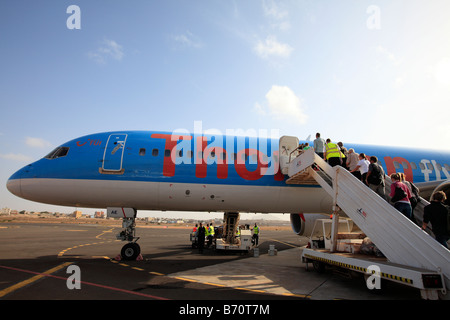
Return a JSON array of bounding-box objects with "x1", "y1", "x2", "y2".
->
[
  {"x1": 102, "y1": 134, "x2": 128, "y2": 172},
  {"x1": 279, "y1": 136, "x2": 299, "y2": 175}
]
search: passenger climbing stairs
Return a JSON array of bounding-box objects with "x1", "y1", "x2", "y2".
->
[{"x1": 286, "y1": 146, "x2": 450, "y2": 298}]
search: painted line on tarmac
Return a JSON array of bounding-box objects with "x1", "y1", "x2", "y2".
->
[
  {"x1": 58, "y1": 240, "x2": 117, "y2": 257},
  {"x1": 266, "y1": 238, "x2": 299, "y2": 248},
  {"x1": 95, "y1": 228, "x2": 115, "y2": 239},
  {"x1": 0, "y1": 262, "x2": 73, "y2": 298},
  {"x1": 58, "y1": 229, "x2": 119, "y2": 257},
  {"x1": 0, "y1": 263, "x2": 169, "y2": 300},
  {"x1": 103, "y1": 242, "x2": 307, "y2": 298}
]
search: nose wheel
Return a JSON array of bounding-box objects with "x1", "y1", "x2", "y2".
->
[{"x1": 121, "y1": 242, "x2": 141, "y2": 261}]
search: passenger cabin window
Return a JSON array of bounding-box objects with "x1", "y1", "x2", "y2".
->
[
  {"x1": 45, "y1": 147, "x2": 70, "y2": 160},
  {"x1": 139, "y1": 148, "x2": 146, "y2": 156},
  {"x1": 152, "y1": 149, "x2": 159, "y2": 156}
]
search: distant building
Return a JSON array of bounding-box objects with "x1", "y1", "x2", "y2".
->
[
  {"x1": 0, "y1": 208, "x2": 11, "y2": 215},
  {"x1": 94, "y1": 211, "x2": 105, "y2": 219},
  {"x1": 71, "y1": 210, "x2": 83, "y2": 218}
]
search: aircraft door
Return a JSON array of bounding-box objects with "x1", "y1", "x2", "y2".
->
[
  {"x1": 102, "y1": 134, "x2": 128, "y2": 172},
  {"x1": 279, "y1": 136, "x2": 299, "y2": 175}
]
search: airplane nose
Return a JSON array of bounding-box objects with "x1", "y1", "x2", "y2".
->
[{"x1": 7, "y1": 170, "x2": 22, "y2": 198}]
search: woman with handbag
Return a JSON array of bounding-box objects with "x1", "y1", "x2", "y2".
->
[{"x1": 389, "y1": 173, "x2": 412, "y2": 219}]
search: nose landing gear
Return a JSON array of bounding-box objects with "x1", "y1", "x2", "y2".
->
[
  {"x1": 107, "y1": 207, "x2": 142, "y2": 261},
  {"x1": 116, "y1": 217, "x2": 141, "y2": 260}
]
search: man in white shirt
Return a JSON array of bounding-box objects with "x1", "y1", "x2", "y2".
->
[{"x1": 351, "y1": 153, "x2": 370, "y2": 185}]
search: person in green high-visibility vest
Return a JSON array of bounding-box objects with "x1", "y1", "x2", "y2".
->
[
  {"x1": 205, "y1": 223, "x2": 211, "y2": 247},
  {"x1": 207, "y1": 223, "x2": 214, "y2": 247},
  {"x1": 252, "y1": 223, "x2": 260, "y2": 246},
  {"x1": 325, "y1": 138, "x2": 344, "y2": 167}
]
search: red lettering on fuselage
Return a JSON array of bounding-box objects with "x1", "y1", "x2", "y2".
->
[
  {"x1": 195, "y1": 136, "x2": 208, "y2": 179},
  {"x1": 76, "y1": 139, "x2": 102, "y2": 147},
  {"x1": 272, "y1": 150, "x2": 285, "y2": 181},
  {"x1": 383, "y1": 156, "x2": 413, "y2": 182},
  {"x1": 151, "y1": 133, "x2": 192, "y2": 177},
  {"x1": 151, "y1": 134, "x2": 283, "y2": 181},
  {"x1": 234, "y1": 148, "x2": 268, "y2": 181},
  {"x1": 203, "y1": 146, "x2": 228, "y2": 180}
]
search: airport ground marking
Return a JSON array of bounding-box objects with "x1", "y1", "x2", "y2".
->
[
  {"x1": 96, "y1": 228, "x2": 115, "y2": 239},
  {"x1": 282, "y1": 292, "x2": 311, "y2": 299},
  {"x1": 0, "y1": 262, "x2": 169, "y2": 300},
  {"x1": 99, "y1": 238, "x2": 306, "y2": 299},
  {"x1": 0, "y1": 262, "x2": 73, "y2": 298},
  {"x1": 106, "y1": 258, "x2": 302, "y2": 297},
  {"x1": 267, "y1": 238, "x2": 299, "y2": 248},
  {"x1": 58, "y1": 229, "x2": 120, "y2": 257}
]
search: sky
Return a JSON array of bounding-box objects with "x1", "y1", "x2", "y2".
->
[{"x1": 1, "y1": 0, "x2": 450, "y2": 219}]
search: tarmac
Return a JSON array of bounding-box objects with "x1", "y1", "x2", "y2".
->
[
  {"x1": 168, "y1": 246, "x2": 421, "y2": 300},
  {"x1": 0, "y1": 220, "x2": 422, "y2": 302}
]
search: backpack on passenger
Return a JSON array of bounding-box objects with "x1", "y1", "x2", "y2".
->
[{"x1": 447, "y1": 205, "x2": 450, "y2": 236}]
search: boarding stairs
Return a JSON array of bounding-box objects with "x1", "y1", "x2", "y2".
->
[{"x1": 286, "y1": 147, "x2": 450, "y2": 292}]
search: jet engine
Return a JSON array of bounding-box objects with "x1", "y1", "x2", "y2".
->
[
  {"x1": 290, "y1": 213, "x2": 330, "y2": 236},
  {"x1": 431, "y1": 180, "x2": 450, "y2": 203}
]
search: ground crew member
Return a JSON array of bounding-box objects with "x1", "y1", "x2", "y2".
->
[
  {"x1": 252, "y1": 223, "x2": 260, "y2": 246},
  {"x1": 191, "y1": 224, "x2": 198, "y2": 248},
  {"x1": 205, "y1": 224, "x2": 211, "y2": 247},
  {"x1": 325, "y1": 139, "x2": 343, "y2": 167},
  {"x1": 196, "y1": 223, "x2": 206, "y2": 253},
  {"x1": 207, "y1": 223, "x2": 214, "y2": 247}
]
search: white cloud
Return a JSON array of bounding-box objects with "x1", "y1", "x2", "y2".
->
[
  {"x1": 172, "y1": 31, "x2": 204, "y2": 49},
  {"x1": 254, "y1": 35, "x2": 293, "y2": 59},
  {"x1": 255, "y1": 85, "x2": 308, "y2": 124},
  {"x1": 88, "y1": 39, "x2": 124, "y2": 64},
  {"x1": 0, "y1": 153, "x2": 33, "y2": 162},
  {"x1": 262, "y1": 0, "x2": 290, "y2": 31},
  {"x1": 25, "y1": 137, "x2": 52, "y2": 149}
]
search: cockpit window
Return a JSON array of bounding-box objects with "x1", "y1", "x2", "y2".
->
[{"x1": 45, "y1": 147, "x2": 70, "y2": 159}]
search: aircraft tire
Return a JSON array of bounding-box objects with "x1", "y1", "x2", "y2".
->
[{"x1": 121, "y1": 242, "x2": 140, "y2": 261}]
